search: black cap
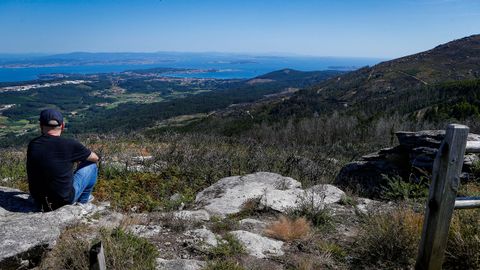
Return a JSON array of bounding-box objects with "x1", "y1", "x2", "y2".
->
[{"x1": 39, "y1": 109, "x2": 64, "y2": 127}]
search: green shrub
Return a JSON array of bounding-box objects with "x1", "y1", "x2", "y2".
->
[
  {"x1": 208, "y1": 233, "x2": 245, "y2": 259},
  {"x1": 317, "y1": 241, "x2": 347, "y2": 261},
  {"x1": 339, "y1": 194, "x2": 358, "y2": 206},
  {"x1": 381, "y1": 174, "x2": 429, "y2": 201},
  {"x1": 210, "y1": 216, "x2": 239, "y2": 234},
  {"x1": 101, "y1": 228, "x2": 158, "y2": 270},
  {"x1": 0, "y1": 150, "x2": 28, "y2": 191},
  {"x1": 228, "y1": 197, "x2": 267, "y2": 219},
  {"x1": 94, "y1": 166, "x2": 196, "y2": 212},
  {"x1": 286, "y1": 191, "x2": 333, "y2": 229}
]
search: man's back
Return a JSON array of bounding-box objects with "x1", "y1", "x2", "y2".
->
[{"x1": 27, "y1": 134, "x2": 91, "y2": 209}]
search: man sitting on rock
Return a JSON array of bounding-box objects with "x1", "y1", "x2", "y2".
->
[{"x1": 27, "y1": 109, "x2": 100, "y2": 211}]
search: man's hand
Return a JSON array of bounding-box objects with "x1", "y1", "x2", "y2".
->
[{"x1": 86, "y1": 152, "x2": 100, "y2": 163}]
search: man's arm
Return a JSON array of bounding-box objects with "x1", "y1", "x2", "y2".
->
[{"x1": 86, "y1": 151, "x2": 100, "y2": 163}]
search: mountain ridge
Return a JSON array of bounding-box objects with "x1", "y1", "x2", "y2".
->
[{"x1": 312, "y1": 34, "x2": 480, "y2": 103}]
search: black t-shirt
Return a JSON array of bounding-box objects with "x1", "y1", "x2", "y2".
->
[{"x1": 27, "y1": 134, "x2": 91, "y2": 209}]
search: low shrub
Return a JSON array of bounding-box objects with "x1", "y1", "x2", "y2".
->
[
  {"x1": 39, "y1": 224, "x2": 92, "y2": 269},
  {"x1": 352, "y1": 207, "x2": 423, "y2": 269},
  {"x1": 39, "y1": 225, "x2": 158, "y2": 270},
  {"x1": 208, "y1": 233, "x2": 245, "y2": 259},
  {"x1": 381, "y1": 174, "x2": 429, "y2": 201},
  {"x1": 203, "y1": 259, "x2": 245, "y2": 270},
  {"x1": 264, "y1": 216, "x2": 311, "y2": 241},
  {"x1": 339, "y1": 195, "x2": 358, "y2": 206},
  {"x1": 284, "y1": 253, "x2": 334, "y2": 270},
  {"x1": 286, "y1": 191, "x2": 333, "y2": 229},
  {"x1": 94, "y1": 166, "x2": 196, "y2": 212},
  {"x1": 0, "y1": 150, "x2": 28, "y2": 191},
  {"x1": 210, "y1": 216, "x2": 239, "y2": 234},
  {"x1": 444, "y1": 208, "x2": 480, "y2": 269},
  {"x1": 317, "y1": 241, "x2": 347, "y2": 261},
  {"x1": 229, "y1": 197, "x2": 263, "y2": 219}
]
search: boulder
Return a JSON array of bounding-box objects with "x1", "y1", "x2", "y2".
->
[
  {"x1": 305, "y1": 184, "x2": 345, "y2": 204},
  {"x1": 0, "y1": 186, "x2": 100, "y2": 269},
  {"x1": 259, "y1": 188, "x2": 303, "y2": 212},
  {"x1": 238, "y1": 218, "x2": 267, "y2": 234},
  {"x1": 156, "y1": 258, "x2": 206, "y2": 270},
  {"x1": 464, "y1": 154, "x2": 480, "y2": 168},
  {"x1": 260, "y1": 184, "x2": 345, "y2": 212},
  {"x1": 396, "y1": 130, "x2": 445, "y2": 149},
  {"x1": 230, "y1": 230, "x2": 284, "y2": 259},
  {"x1": 184, "y1": 227, "x2": 218, "y2": 249},
  {"x1": 195, "y1": 172, "x2": 301, "y2": 216}
]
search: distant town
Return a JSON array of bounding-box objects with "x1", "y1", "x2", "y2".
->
[{"x1": 0, "y1": 80, "x2": 91, "y2": 93}]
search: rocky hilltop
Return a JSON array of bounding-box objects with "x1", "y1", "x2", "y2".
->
[{"x1": 0, "y1": 172, "x2": 384, "y2": 270}]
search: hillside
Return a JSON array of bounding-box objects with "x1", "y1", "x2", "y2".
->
[
  {"x1": 315, "y1": 35, "x2": 479, "y2": 102},
  {"x1": 174, "y1": 35, "x2": 480, "y2": 165},
  {"x1": 255, "y1": 35, "x2": 477, "y2": 119},
  {"x1": 0, "y1": 68, "x2": 343, "y2": 146}
]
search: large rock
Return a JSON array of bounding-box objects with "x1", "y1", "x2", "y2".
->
[
  {"x1": 0, "y1": 186, "x2": 99, "y2": 269},
  {"x1": 195, "y1": 172, "x2": 301, "y2": 216},
  {"x1": 184, "y1": 227, "x2": 218, "y2": 249},
  {"x1": 230, "y1": 230, "x2": 284, "y2": 259},
  {"x1": 238, "y1": 218, "x2": 267, "y2": 234},
  {"x1": 195, "y1": 172, "x2": 345, "y2": 216},
  {"x1": 156, "y1": 258, "x2": 206, "y2": 270},
  {"x1": 260, "y1": 184, "x2": 345, "y2": 212}
]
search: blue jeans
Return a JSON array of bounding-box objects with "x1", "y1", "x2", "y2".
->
[{"x1": 72, "y1": 161, "x2": 98, "y2": 203}]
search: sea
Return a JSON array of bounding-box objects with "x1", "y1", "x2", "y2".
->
[{"x1": 0, "y1": 55, "x2": 383, "y2": 83}]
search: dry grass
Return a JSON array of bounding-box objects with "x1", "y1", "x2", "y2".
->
[
  {"x1": 285, "y1": 253, "x2": 335, "y2": 270},
  {"x1": 353, "y1": 207, "x2": 423, "y2": 269},
  {"x1": 444, "y1": 208, "x2": 480, "y2": 269},
  {"x1": 39, "y1": 224, "x2": 158, "y2": 270},
  {"x1": 39, "y1": 224, "x2": 93, "y2": 270},
  {"x1": 264, "y1": 216, "x2": 311, "y2": 241}
]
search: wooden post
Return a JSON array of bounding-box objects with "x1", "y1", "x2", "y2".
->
[
  {"x1": 89, "y1": 241, "x2": 106, "y2": 270},
  {"x1": 416, "y1": 124, "x2": 469, "y2": 270}
]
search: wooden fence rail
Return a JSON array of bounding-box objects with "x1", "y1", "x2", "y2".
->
[
  {"x1": 466, "y1": 141, "x2": 480, "y2": 153},
  {"x1": 416, "y1": 124, "x2": 480, "y2": 270}
]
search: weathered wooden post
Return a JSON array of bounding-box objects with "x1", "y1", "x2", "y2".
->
[
  {"x1": 415, "y1": 124, "x2": 469, "y2": 270},
  {"x1": 89, "y1": 241, "x2": 106, "y2": 270}
]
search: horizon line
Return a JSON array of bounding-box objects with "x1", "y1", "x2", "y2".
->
[{"x1": 0, "y1": 50, "x2": 390, "y2": 60}]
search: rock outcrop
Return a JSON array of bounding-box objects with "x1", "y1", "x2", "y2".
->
[
  {"x1": 230, "y1": 230, "x2": 284, "y2": 259},
  {"x1": 195, "y1": 172, "x2": 301, "y2": 216},
  {"x1": 184, "y1": 227, "x2": 218, "y2": 250},
  {"x1": 336, "y1": 130, "x2": 480, "y2": 197},
  {"x1": 0, "y1": 172, "x2": 385, "y2": 269},
  {"x1": 195, "y1": 172, "x2": 345, "y2": 216},
  {"x1": 0, "y1": 186, "x2": 100, "y2": 269}
]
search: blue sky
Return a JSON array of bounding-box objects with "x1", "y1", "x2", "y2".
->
[{"x1": 0, "y1": 0, "x2": 478, "y2": 58}]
